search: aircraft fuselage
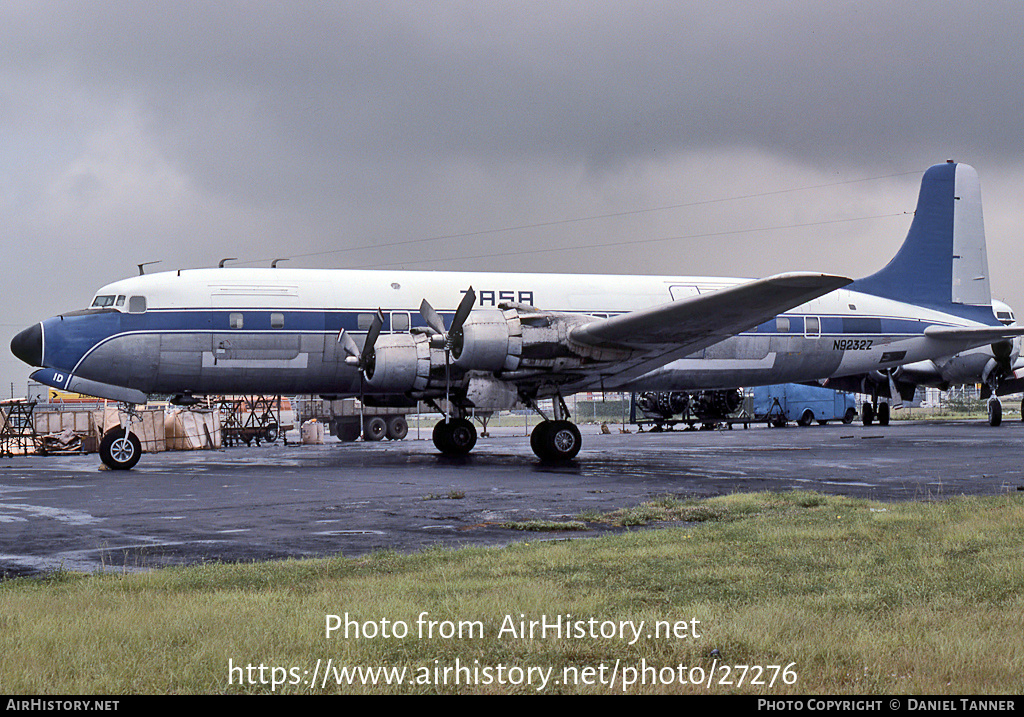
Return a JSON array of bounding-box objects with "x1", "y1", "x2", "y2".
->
[{"x1": 16, "y1": 267, "x2": 1002, "y2": 402}]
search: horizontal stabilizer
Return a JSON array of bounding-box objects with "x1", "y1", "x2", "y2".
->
[{"x1": 922, "y1": 325, "x2": 1024, "y2": 341}]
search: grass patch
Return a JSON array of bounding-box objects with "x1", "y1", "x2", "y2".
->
[
  {"x1": 3, "y1": 491, "x2": 1024, "y2": 694},
  {"x1": 500, "y1": 520, "x2": 590, "y2": 531},
  {"x1": 589, "y1": 490, "x2": 827, "y2": 526},
  {"x1": 423, "y1": 490, "x2": 466, "y2": 501}
]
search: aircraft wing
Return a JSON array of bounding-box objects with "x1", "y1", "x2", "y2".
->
[{"x1": 568, "y1": 272, "x2": 852, "y2": 383}]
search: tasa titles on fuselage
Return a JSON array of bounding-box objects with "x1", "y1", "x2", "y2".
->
[{"x1": 462, "y1": 289, "x2": 534, "y2": 307}]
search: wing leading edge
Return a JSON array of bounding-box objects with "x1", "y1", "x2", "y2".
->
[{"x1": 568, "y1": 272, "x2": 853, "y2": 383}]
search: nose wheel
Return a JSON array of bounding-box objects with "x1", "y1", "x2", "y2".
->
[{"x1": 99, "y1": 427, "x2": 142, "y2": 470}]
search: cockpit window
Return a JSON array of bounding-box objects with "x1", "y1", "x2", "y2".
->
[
  {"x1": 91, "y1": 295, "x2": 117, "y2": 308},
  {"x1": 997, "y1": 311, "x2": 1014, "y2": 325},
  {"x1": 116, "y1": 295, "x2": 125, "y2": 307}
]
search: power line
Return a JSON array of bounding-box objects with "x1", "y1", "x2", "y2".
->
[
  {"x1": 232, "y1": 169, "x2": 920, "y2": 268},
  {"x1": 346, "y1": 211, "x2": 911, "y2": 270}
]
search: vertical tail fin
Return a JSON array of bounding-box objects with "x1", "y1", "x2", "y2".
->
[{"x1": 851, "y1": 161, "x2": 992, "y2": 311}]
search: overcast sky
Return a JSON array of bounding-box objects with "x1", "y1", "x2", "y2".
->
[{"x1": 3, "y1": 1, "x2": 1024, "y2": 395}]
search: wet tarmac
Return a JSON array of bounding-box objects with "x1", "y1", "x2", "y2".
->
[{"x1": 1, "y1": 419, "x2": 1022, "y2": 578}]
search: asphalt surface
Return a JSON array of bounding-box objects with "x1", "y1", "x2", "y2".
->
[{"x1": 2, "y1": 418, "x2": 1022, "y2": 578}]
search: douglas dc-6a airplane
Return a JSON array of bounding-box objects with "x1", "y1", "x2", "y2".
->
[{"x1": 11, "y1": 161, "x2": 1024, "y2": 469}]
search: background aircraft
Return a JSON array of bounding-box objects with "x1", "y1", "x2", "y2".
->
[{"x1": 824, "y1": 300, "x2": 1023, "y2": 426}]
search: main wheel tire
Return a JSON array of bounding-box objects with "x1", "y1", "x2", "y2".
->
[
  {"x1": 862, "y1": 402, "x2": 874, "y2": 426},
  {"x1": 386, "y1": 416, "x2": 409, "y2": 440},
  {"x1": 877, "y1": 402, "x2": 890, "y2": 426},
  {"x1": 532, "y1": 420, "x2": 581, "y2": 462},
  {"x1": 530, "y1": 421, "x2": 552, "y2": 457},
  {"x1": 432, "y1": 418, "x2": 476, "y2": 455},
  {"x1": 99, "y1": 427, "x2": 142, "y2": 471},
  {"x1": 432, "y1": 420, "x2": 453, "y2": 453},
  {"x1": 446, "y1": 418, "x2": 477, "y2": 454},
  {"x1": 363, "y1": 416, "x2": 387, "y2": 441},
  {"x1": 989, "y1": 399, "x2": 1003, "y2": 427}
]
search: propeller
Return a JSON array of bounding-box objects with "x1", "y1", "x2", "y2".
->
[
  {"x1": 339, "y1": 309, "x2": 384, "y2": 377},
  {"x1": 420, "y1": 287, "x2": 476, "y2": 352},
  {"x1": 338, "y1": 310, "x2": 384, "y2": 442},
  {"x1": 419, "y1": 288, "x2": 476, "y2": 420}
]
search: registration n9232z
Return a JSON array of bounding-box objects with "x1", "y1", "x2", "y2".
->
[{"x1": 833, "y1": 339, "x2": 872, "y2": 351}]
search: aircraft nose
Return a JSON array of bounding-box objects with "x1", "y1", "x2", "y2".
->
[{"x1": 10, "y1": 323, "x2": 42, "y2": 367}]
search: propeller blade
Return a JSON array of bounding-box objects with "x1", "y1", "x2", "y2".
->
[
  {"x1": 887, "y1": 370, "x2": 903, "y2": 410},
  {"x1": 419, "y1": 299, "x2": 446, "y2": 336},
  {"x1": 360, "y1": 309, "x2": 384, "y2": 368},
  {"x1": 338, "y1": 329, "x2": 360, "y2": 359},
  {"x1": 450, "y1": 287, "x2": 476, "y2": 335}
]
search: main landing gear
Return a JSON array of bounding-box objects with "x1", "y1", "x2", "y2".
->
[
  {"x1": 861, "y1": 400, "x2": 890, "y2": 426},
  {"x1": 527, "y1": 393, "x2": 582, "y2": 462},
  {"x1": 988, "y1": 397, "x2": 1002, "y2": 427},
  {"x1": 430, "y1": 394, "x2": 583, "y2": 463},
  {"x1": 432, "y1": 417, "x2": 478, "y2": 455},
  {"x1": 530, "y1": 420, "x2": 582, "y2": 462}
]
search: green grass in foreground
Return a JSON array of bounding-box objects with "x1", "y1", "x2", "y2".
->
[{"x1": 2, "y1": 490, "x2": 1024, "y2": 694}]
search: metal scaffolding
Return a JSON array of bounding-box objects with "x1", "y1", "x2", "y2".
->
[
  {"x1": 0, "y1": 401, "x2": 39, "y2": 456},
  {"x1": 218, "y1": 395, "x2": 283, "y2": 446}
]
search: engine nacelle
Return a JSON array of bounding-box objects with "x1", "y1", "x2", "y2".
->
[
  {"x1": 465, "y1": 373, "x2": 519, "y2": 410},
  {"x1": 452, "y1": 309, "x2": 522, "y2": 372},
  {"x1": 365, "y1": 333, "x2": 432, "y2": 392}
]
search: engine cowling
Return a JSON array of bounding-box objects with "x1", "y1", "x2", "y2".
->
[
  {"x1": 365, "y1": 333, "x2": 432, "y2": 392},
  {"x1": 452, "y1": 309, "x2": 522, "y2": 372}
]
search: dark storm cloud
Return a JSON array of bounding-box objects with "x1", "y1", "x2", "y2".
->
[{"x1": 9, "y1": 0, "x2": 1024, "y2": 201}]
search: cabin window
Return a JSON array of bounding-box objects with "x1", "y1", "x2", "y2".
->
[
  {"x1": 357, "y1": 313, "x2": 378, "y2": 330},
  {"x1": 128, "y1": 296, "x2": 147, "y2": 314},
  {"x1": 271, "y1": 313, "x2": 285, "y2": 329},
  {"x1": 805, "y1": 316, "x2": 820, "y2": 337},
  {"x1": 776, "y1": 317, "x2": 790, "y2": 333},
  {"x1": 229, "y1": 312, "x2": 244, "y2": 329},
  {"x1": 391, "y1": 312, "x2": 410, "y2": 332}
]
